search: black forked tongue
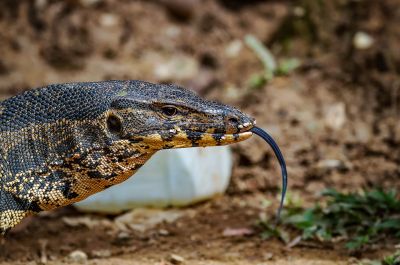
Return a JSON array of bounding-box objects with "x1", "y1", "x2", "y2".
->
[{"x1": 250, "y1": 127, "x2": 288, "y2": 223}]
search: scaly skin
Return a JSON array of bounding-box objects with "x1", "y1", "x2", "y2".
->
[{"x1": 0, "y1": 80, "x2": 255, "y2": 234}]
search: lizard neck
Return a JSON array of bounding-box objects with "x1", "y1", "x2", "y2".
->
[
  {"x1": 0, "y1": 120, "x2": 157, "y2": 211},
  {"x1": 38, "y1": 141, "x2": 157, "y2": 210}
]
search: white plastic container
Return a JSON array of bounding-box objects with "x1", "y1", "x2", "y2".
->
[{"x1": 75, "y1": 146, "x2": 232, "y2": 213}]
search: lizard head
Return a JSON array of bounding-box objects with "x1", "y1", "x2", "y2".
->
[
  {"x1": 106, "y1": 81, "x2": 255, "y2": 151},
  {"x1": 104, "y1": 81, "x2": 286, "y2": 222}
]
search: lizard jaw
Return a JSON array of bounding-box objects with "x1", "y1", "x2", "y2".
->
[
  {"x1": 193, "y1": 131, "x2": 253, "y2": 147},
  {"x1": 136, "y1": 130, "x2": 253, "y2": 150},
  {"x1": 180, "y1": 131, "x2": 253, "y2": 147}
]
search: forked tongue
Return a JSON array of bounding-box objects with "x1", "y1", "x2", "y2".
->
[{"x1": 250, "y1": 126, "x2": 287, "y2": 223}]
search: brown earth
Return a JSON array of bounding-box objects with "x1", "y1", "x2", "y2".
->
[{"x1": 0, "y1": 0, "x2": 399, "y2": 264}]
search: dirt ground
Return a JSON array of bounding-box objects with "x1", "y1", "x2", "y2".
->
[{"x1": 0, "y1": 0, "x2": 399, "y2": 264}]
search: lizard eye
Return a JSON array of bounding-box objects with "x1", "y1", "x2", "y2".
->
[
  {"x1": 161, "y1": 105, "x2": 178, "y2": 117},
  {"x1": 107, "y1": 114, "x2": 122, "y2": 134}
]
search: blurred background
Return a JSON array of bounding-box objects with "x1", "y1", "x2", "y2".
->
[{"x1": 0, "y1": 0, "x2": 399, "y2": 264}]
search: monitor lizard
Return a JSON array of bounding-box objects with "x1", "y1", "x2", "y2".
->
[{"x1": 0, "y1": 80, "x2": 260, "y2": 234}]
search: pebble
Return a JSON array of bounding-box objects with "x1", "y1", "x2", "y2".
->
[
  {"x1": 316, "y1": 159, "x2": 344, "y2": 170},
  {"x1": 353, "y1": 31, "x2": 374, "y2": 50},
  {"x1": 117, "y1": 231, "x2": 131, "y2": 240},
  {"x1": 67, "y1": 250, "x2": 88, "y2": 264},
  {"x1": 99, "y1": 14, "x2": 119, "y2": 27},
  {"x1": 263, "y1": 252, "x2": 274, "y2": 260},
  {"x1": 35, "y1": 0, "x2": 47, "y2": 9},
  {"x1": 225, "y1": 40, "x2": 243, "y2": 58},
  {"x1": 169, "y1": 254, "x2": 185, "y2": 264},
  {"x1": 324, "y1": 102, "x2": 346, "y2": 130},
  {"x1": 293, "y1": 6, "x2": 305, "y2": 17},
  {"x1": 91, "y1": 249, "x2": 112, "y2": 258},
  {"x1": 158, "y1": 229, "x2": 170, "y2": 236}
]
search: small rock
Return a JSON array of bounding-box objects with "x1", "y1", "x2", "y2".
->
[
  {"x1": 169, "y1": 254, "x2": 185, "y2": 264},
  {"x1": 117, "y1": 231, "x2": 131, "y2": 240},
  {"x1": 316, "y1": 159, "x2": 344, "y2": 170},
  {"x1": 67, "y1": 250, "x2": 88, "y2": 264},
  {"x1": 158, "y1": 229, "x2": 170, "y2": 236},
  {"x1": 165, "y1": 26, "x2": 182, "y2": 38},
  {"x1": 35, "y1": 0, "x2": 47, "y2": 9},
  {"x1": 353, "y1": 31, "x2": 374, "y2": 50},
  {"x1": 293, "y1": 6, "x2": 305, "y2": 17},
  {"x1": 263, "y1": 252, "x2": 274, "y2": 260},
  {"x1": 325, "y1": 102, "x2": 346, "y2": 130},
  {"x1": 222, "y1": 227, "x2": 254, "y2": 237},
  {"x1": 91, "y1": 249, "x2": 112, "y2": 258},
  {"x1": 225, "y1": 40, "x2": 243, "y2": 58},
  {"x1": 99, "y1": 14, "x2": 119, "y2": 27}
]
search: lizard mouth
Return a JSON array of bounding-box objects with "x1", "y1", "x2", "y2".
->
[
  {"x1": 180, "y1": 130, "x2": 253, "y2": 147},
  {"x1": 131, "y1": 128, "x2": 253, "y2": 149},
  {"x1": 131, "y1": 119, "x2": 255, "y2": 145},
  {"x1": 178, "y1": 121, "x2": 256, "y2": 146}
]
